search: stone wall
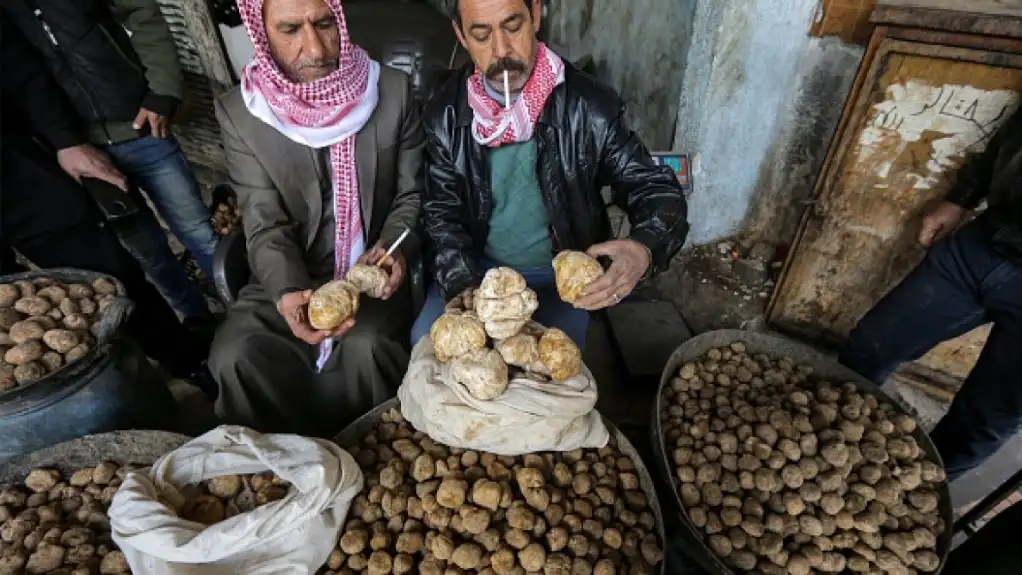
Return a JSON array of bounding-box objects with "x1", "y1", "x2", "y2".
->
[{"x1": 674, "y1": 0, "x2": 864, "y2": 247}]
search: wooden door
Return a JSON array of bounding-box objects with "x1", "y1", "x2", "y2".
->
[{"x1": 768, "y1": 38, "x2": 1022, "y2": 355}]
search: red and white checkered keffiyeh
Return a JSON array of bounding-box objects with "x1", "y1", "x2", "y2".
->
[
  {"x1": 466, "y1": 42, "x2": 565, "y2": 147},
  {"x1": 237, "y1": 0, "x2": 375, "y2": 280}
]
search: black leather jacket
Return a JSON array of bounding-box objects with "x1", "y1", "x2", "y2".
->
[
  {"x1": 946, "y1": 106, "x2": 1022, "y2": 262},
  {"x1": 422, "y1": 62, "x2": 690, "y2": 300}
]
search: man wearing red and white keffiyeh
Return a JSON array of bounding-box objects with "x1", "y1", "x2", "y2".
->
[
  {"x1": 411, "y1": 0, "x2": 690, "y2": 349},
  {"x1": 208, "y1": 0, "x2": 425, "y2": 436}
]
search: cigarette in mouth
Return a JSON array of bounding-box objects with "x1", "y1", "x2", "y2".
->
[{"x1": 503, "y1": 70, "x2": 510, "y2": 110}]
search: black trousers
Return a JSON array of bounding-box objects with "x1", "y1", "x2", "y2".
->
[{"x1": 1, "y1": 139, "x2": 209, "y2": 379}]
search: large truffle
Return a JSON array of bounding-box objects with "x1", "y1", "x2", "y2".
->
[
  {"x1": 347, "y1": 263, "x2": 390, "y2": 299},
  {"x1": 538, "y1": 328, "x2": 582, "y2": 381},
  {"x1": 450, "y1": 348, "x2": 510, "y2": 401},
  {"x1": 552, "y1": 251, "x2": 603, "y2": 304},
  {"x1": 430, "y1": 311, "x2": 488, "y2": 362},
  {"x1": 476, "y1": 267, "x2": 528, "y2": 299},
  {"x1": 308, "y1": 280, "x2": 360, "y2": 330},
  {"x1": 474, "y1": 290, "x2": 539, "y2": 324},
  {"x1": 496, "y1": 330, "x2": 548, "y2": 374}
]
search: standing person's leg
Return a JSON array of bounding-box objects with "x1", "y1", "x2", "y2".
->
[
  {"x1": 928, "y1": 253, "x2": 1022, "y2": 480},
  {"x1": 104, "y1": 135, "x2": 218, "y2": 278},
  {"x1": 111, "y1": 189, "x2": 213, "y2": 321},
  {"x1": 839, "y1": 221, "x2": 994, "y2": 384}
]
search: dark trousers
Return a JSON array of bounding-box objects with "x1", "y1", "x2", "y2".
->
[
  {"x1": 839, "y1": 218, "x2": 1022, "y2": 481},
  {"x1": 1, "y1": 141, "x2": 209, "y2": 379}
]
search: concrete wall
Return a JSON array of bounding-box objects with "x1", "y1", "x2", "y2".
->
[
  {"x1": 545, "y1": 0, "x2": 696, "y2": 149},
  {"x1": 674, "y1": 0, "x2": 864, "y2": 246}
]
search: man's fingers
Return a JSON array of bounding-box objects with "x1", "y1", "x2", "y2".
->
[
  {"x1": 290, "y1": 321, "x2": 322, "y2": 345},
  {"x1": 154, "y1": 116, "x2": 169, "y2": 138},
  {"x1": 580, "y1": 264, "x2": 622, "y2": 297},
  {"x1": 132, "y1": 109, "x2": 149, "y2": 130},
  {"x1": 918, "y1": 223, "x2": 938, "y2": 247},
  {"x1": 585, "y1": 241, "x2": 618, "y2": 259}
]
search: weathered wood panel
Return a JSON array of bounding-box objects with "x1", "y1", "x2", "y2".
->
[
  {"x1": 811, "y1": 0, "x2": 878, "y2": 45},
  {"x1": 879, "y1": 0, "x2": 1022, "y2": 18},
  {"x1": 768, "y1": 39, "x2": 1022, "y2": 345},
  {"x1": 872, "y1": 5, "x2": 1022, "y2": 38}
]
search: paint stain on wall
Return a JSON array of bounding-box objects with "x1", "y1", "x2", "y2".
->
[{"x1": 856, "y1": 81, "x2": 1020, "y2": 191}]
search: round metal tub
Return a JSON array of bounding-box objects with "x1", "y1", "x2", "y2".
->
[
  {"x1": 335, "y1": 397, "x2": 668, "y2": 575},
  {"x1": 0, "y1": 430, "x2": 190, "y2": 484},
  {"x1": 651, "y1": 330, "x2": 954, "y2": 575}
]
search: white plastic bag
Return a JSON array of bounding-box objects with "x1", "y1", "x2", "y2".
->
[
  {"x1": 107, "y1": 425, "x2": 363, "y2": 574},
  {"x1": 398, "y1": 339, "x2": 609, "y2": 455}
]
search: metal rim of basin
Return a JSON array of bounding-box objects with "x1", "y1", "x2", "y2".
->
[
  {"x1": 0, "y1": 430, "x2": 191, "y2": 485},
  {"x1": 335, "y1": 397, "x2": 668, "y2": 575},
  {"x1": 651, "y1": 329, "x2": 954, "y2": 575}
]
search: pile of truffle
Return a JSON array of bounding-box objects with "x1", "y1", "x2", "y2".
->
[
  {"x1": 428, "y1": 267, "x2": 583, "y2": 401},
  {"x1": 320, "y1": 407, "x2": 663, "y2": 575},
  {"x1": 166, "y1": 472, "x2": 291, "y2": 526},
  {"x1": 0, "y1": 463, "x2": 136, "y2": 574},
  {"x1": 0, "y1": 276, "x2": 117, "y2": 391},
  {"x1": 211, "y1": 197, "x2": 241, "y2": 237},
  {"x1": 660, "y1": 342, "x2": 946, "y2": 574}
]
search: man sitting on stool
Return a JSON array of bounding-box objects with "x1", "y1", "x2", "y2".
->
[
  {"x1": 411, "y1": 0, "x2": 689, "y2": 348},
  {"x1": 208, "y1": 0, "x2": 424, "y2": 436}
]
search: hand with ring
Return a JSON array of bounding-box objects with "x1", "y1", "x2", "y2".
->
[{"x1": 572, "y1": 239, "x2": 651, "y2": 311}]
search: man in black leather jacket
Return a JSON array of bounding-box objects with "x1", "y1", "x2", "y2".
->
[
  {"x1": 411, "y1": 0, "x2": 689, "y2": 348},
  {"x1": 841, "y1": 106, "x2": 1022, "y2": 482}
]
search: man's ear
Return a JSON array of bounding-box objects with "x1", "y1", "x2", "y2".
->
[{"x1": 452, "y1": 20, "x2": 468, "y2": 51}]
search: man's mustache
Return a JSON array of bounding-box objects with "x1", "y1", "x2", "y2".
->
[
  {"x1": 297, "y1": 58, "x2": 338, "y2": 70},
  {"x1": 485, "y1": 57, "x2": 526, "y2": 80}
]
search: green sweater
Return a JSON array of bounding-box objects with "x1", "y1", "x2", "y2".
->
[{"x1": 485, "y1": 141, "x2": 553, "y2": 268}]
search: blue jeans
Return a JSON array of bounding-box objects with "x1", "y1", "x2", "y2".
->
[
  {"x1": 411, "y1": 262, "x2": 590, "y2": 349},
  {"x1": 104, "y1": 136, "x2": 217, "y2": 279},
  {"x1": 112, "y1": 188, "x2": 212, "y2": 320},
  {"x1": 839, "y1": 218, "x2": 1022, "y2": 481}
]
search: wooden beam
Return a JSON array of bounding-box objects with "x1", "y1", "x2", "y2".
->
[
  {"x1": 879, "y1": 0, "x2": 1022, "y2": 19},
  {"x1": 872, "y1": 6, "x2": 1022, "y2": 38}
]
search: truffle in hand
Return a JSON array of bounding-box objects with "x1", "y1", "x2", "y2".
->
[{"x1": 308, "y1": 280, "x2": 360, "y2": 330}]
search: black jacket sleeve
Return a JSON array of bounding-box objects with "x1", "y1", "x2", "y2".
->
[
  {"x1": 945, "y1": 106, "x2": 1022, "y2": 209},
  {"x1": 596, "y1": 104, "x2": 690, "y2": 275},
  {"x1": 422, "y1": 119, "x2": 480, "y2": 301},
  {"x1": 1, "y1": 18, "x2": 85, "y2": 150}
]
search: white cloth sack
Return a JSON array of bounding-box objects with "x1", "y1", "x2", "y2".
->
[
  {"x1": 398, "y1": 339, "x2": 610, "y2": 455},
  {"x1": 107, "y1": 425, "x2": 364, "y2": 574}
]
